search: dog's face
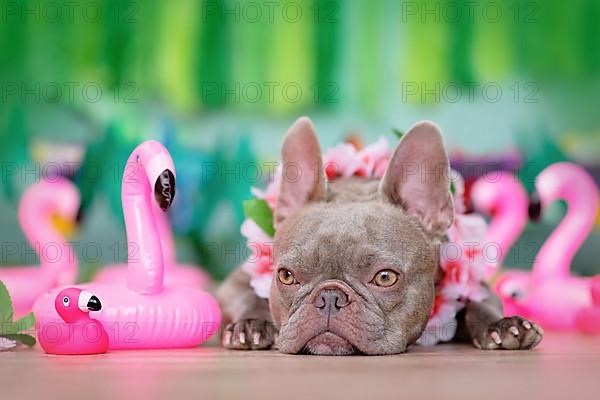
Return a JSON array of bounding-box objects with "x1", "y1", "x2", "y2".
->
[{"x1": 269, "y1": 118, "x2": 454, "y2": 355}]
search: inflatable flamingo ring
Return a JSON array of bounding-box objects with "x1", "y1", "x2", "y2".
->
[
  {"x1": 93, "y1": 198, "x2": 212, "y2": 288},
  {"x1": 0, "y1": 178, "x2": 79, "y2": 318},
  {"x1": 34, "y1": 141, "x2": 221, "y2": 349},
  {"x1": 494, "y1": 162, "x2": 599, "y2": 330},
  {"x1": 471, "y1": 172, "x2": 529, "y2": 281}
]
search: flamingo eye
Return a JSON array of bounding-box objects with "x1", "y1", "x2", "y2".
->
[
  {"x1": 498, "y1": 281, "x2": 527, "y2": 301},
  {"x1": 63, "y1": 296, "x2": 70, "y2": 307}
]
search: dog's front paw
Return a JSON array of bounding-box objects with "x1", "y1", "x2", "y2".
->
[
  {"x1": 474, "y1": 316, "x2": 543, "y2": 350},
  {"x1": 222, "y1": 319, "x2": 277, "y2": 350}
]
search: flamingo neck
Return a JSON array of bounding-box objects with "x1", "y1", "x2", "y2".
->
[
  {"x1": 20, "y1": 207, "x2": 75, "y2": 281},
  {"x1": 486, "y1": 195, "x2": 528, "y2": 266},
  {"x1": 122, "y1": 149, "x2": 166, "y2": 295},
  {"x1": 152, "y1": 202, "x2": 176, "y2": 266},
  {"x1": 533, "y1": 168, "x2": 598, "y2": 281},
  {"x1": 479, "y1": 177, "x2": 528, "y2": 280}
]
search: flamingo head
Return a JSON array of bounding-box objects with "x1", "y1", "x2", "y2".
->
[
  {"x1": 51, "y1": 178, "x2": 81, "y2": 222},
  {"x1": 55, "y1": 288, "x2": 102, "y2": 323},
  {"x1": 536, "y1": 162, "x2": 598, "y2": 211},
  {"x1": 494, "y1": 270, "x2": 531, "y2": 316},
  {"x1": 471, "y1": 173, "x2": 528, "y2": 215},
  {"x1": 19, "y1": 177, "x2": 81, "y2": 237}
]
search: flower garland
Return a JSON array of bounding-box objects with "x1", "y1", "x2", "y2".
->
[{"x1": 241, "y1": 138, "x2": 488, "y2": 345}]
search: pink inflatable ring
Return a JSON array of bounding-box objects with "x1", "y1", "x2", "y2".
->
[{"x1": 34, "y1": 140, "x2": 221, "y2": 350}]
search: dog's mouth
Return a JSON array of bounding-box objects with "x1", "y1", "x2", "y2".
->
[{"x1": 300, "y1": 331, "x2": 361, "y2": 356}]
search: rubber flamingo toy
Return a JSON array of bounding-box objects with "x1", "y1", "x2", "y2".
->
[
  {"x1": 34, "y1": 141, "x2": 221, "y2": 349},
  {"x1": 494, "y1": 162, "x2": 599, "y2": 330},
  {"x1": 471, "y1": 172, "x2": 529, "y2": 280},
  {"x1": 39, "y1": 288, "x2": 108, "y2": 355},
  {"x1": 93, "y1": 200, "x2": 212, "y2": 288},
  {"x1": 0, "y1": 178, "x2": 79, "y2": 317}
]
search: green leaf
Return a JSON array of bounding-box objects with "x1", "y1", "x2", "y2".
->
[
  {"x1": 0, "y1": 281, "x2": 14, "y2": 324},
  {"x1": 392, "y1": 128, "x2": 404, "y2": 139},
  {"x1": 1, "y1": 333, "x2": 36, "y2": 347},
  {"x1": 243, "y1": 198, "x2": 275, "y2": 236},
  {"x1": 13, "y1": 313, "x2": 36, "y2": 332}
]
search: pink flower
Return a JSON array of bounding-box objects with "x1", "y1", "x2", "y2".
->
[
  {"x1": 241, "y1": 219, "x2": 276, "y2": 299},
  {"x1": 354, "y1": 138, "x2": 390, "y2": 177},
  {"x1": 438, "y1": 213, "x2": 489, "y2": 306},
  {"x1": 251, "y1": 165, "x2": 282, "y2": 209},
  {"x1": 323, "y1": 142, "x2": 359, "y2": 179}
]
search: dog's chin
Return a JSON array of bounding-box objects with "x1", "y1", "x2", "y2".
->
[{"x1": 301, "y1": 332, "x2": 359, "y2": 356}]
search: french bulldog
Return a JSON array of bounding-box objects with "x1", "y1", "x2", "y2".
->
[{"x1": 218, "y1": 117, "x2": 543, "y2": 355}]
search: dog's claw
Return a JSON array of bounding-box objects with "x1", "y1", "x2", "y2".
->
[
  {"x1": 491, "y1": 331, "x2": 502, "y2": 345},
  {"x1": 476, "y1": 316, "x2": 543, "y2": 350},
  {"x1": 223, "y1": 331, "x2": 232, "y2": 346},
  {"x1": 222, "y1": 319, "x2": 277, "y2": 350}
]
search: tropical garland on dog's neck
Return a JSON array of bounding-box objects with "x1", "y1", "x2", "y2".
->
[{"x1": 241, "y1": 135, "x2": 488, "y2": 345}]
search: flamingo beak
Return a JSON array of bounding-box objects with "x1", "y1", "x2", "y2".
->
[
  {"x1": 78, "y1": 290, "x2": 102, "y2": 312},
  {"x1": 50, "y1": 213, "x2": 77, "y2": 239},
  {"x1": 154, "y1": 169, "x2": 176, "y2": 211}
]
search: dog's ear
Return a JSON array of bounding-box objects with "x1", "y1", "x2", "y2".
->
[
  {"x1": 379, "y1": 121, "x2": 454, "y2": 237},
  {"x1": 274, "y1": 117, "x2": 327, "y2": 229}
]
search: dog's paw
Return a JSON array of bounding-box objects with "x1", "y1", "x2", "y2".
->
[
  {"x1": 474, "y1": 316, "x2": 543, "y2": 350},
  {"x1": 222, "y1": 319, "x2": 277, "y2": 350}
]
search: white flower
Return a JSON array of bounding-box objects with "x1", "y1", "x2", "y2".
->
[
  {"x1": 0, "y1": 337, "x2": 17, "y2": 351},
  {"x1": 249, "y1": 274, "x2": 273, "y2": 299}
]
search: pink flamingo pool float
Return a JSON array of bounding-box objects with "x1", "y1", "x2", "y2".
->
[
  {"x1": 34, "y1": 140, "x2": 221, "y2": 350},
  {"x1": 494, "y1": 162, "x2": 599, "y2": 331},
  {"x1": 39, "y1": 288, "x2": 109, "y2": 355},
  {"x1": 93, "y1": 199, "x2": 211, "y2": 288},
  {"x1": 471, "y1": 172, "x2": 529, "y2": 280},
  {"x1": 0, "y1": 178, "x2": 79, "y2": 318}
]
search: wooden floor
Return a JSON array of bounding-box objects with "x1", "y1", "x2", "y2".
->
[{"x1": 1, "y1": 333, "x2": 598, "y2": 400}]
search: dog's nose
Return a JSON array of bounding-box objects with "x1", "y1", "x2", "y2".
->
[{"x1": 314, "y1": 288, "x2": 349, "y2": 315}]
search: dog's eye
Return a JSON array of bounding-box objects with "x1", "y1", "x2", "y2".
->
[
  {"x1": 372, "y1": 270, "x2": 398, "y2": 287},
  {"x1": 278, "y1": 268, "x2": 297, "y2": 285}
]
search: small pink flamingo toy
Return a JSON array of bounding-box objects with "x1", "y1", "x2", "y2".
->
[
  {"x1": 470, "y1": 172, "x2": 529, "y2": 280},
  {"x1": 93, "y1": 200, "x2": 212, "y2": 288},
  {"x1": 494, "y1": 162, "x2": 599, "y2": 330},
  {"x1": 0, "y1": 178, "x2": 79, "y2": 318},
  {"x1": 39, "y1": 288, "x2": 109, "y2": 355},
  {"x1": 34, "y1": 140, "x2": 221, "y2": 349}
]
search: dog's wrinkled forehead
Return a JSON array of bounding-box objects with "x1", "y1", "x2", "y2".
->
[{"x1": 274, "y1": 199, "x2": 433, "y2": 277}]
